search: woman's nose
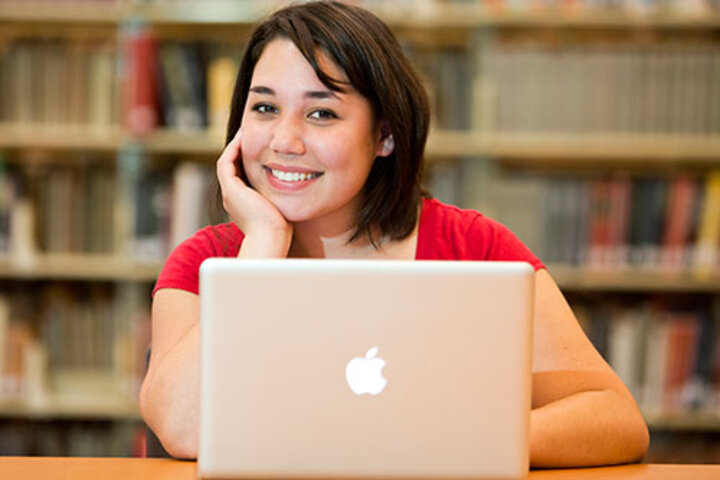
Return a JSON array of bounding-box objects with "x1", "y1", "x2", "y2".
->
[{"x1": 270, "y1": 115, "x2": 306, "y2": 156}]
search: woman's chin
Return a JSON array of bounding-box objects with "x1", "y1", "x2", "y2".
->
[{"x1": 275, "y1": 206, "x2": 313, "y2": 224}]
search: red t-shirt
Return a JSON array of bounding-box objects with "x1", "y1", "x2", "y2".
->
[{"x1": 153, "y1": 198, "x2": 545, "y2": 296}]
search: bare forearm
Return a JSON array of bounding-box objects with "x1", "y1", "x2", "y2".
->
[
  {"x1": 529, "y1": 389, "x2": 649, "y2": 468},
  {"x1": 140, "y1": 323, "x2": 200, "y2": 459}
]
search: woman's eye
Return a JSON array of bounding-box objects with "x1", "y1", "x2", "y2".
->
[
  {"x1": 308, "y1": 109, "x2": 338, "y2": 121},
  {"x1": 252, "y1": 103, "x2": 277, "y2": 114}
]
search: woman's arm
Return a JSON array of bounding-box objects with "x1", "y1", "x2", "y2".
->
[
  {"x1": 139, "y1": 289, "x2": 200, "y2": 459},
  {"x1": 529, "y1": 269, "x2": 649, "y2": 468},
  {"x1": 139, "y1": 232, "x2": 292, "y2": 460}
]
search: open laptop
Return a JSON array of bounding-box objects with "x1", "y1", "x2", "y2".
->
[{"x1": 198, "y1": 259, "x2": 535, "y2": 479}]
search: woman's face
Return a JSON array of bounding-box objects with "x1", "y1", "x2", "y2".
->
[{"x1": 240, "y1": 38, "x2": 388, "y2": 227}]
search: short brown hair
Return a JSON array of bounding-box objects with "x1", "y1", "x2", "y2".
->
[{"x1": 223, "y1": 0, "x2": 430, "y2": 245}]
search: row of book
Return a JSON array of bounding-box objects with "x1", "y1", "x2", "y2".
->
[
  {"x1": 473, "y1": 0, "x2": 720, "y2": 14},
  {"x1": 0, "y1": 421, "x2": 146, "y2": 457},
  {"x1": 431, "y1": 163, "x2": 720, "y2": 273},
  {"x1": 0, "y1": 283, "x2": 150, "y2": 403},
  {"x1": 125, "y1": 31, "x2": 474, "y2": 135},
  {"x1": 2, "y1": 153, "x2": 720, "y2": 272},
  {"x1": 0, "y1": 158, "x2": 116, "y2": 256},
  {"x1": 123, "y1": 28, "x2": 238, "y2": 136},
  {"x1": 7, "y1": 18, "x2": 720, "y2": 138},
  {"x1": 575, "y1": 297, "x2": 720, "y2": 414},
  {"x1": 647, "y1": 432, "x2": 720, "y2": 464},
  {"x1": 0, "y1": 155, "x2": 214, "y2": 260},
  {"x1": 478, "y1": 39, "x2": 720, "y2": 135},
  {"x1": 409, "y1": 46, "x2": 473, "y2": 131},
  {"x1": 121, "y1": 154, "x2": 215, "y2": 260},
  {"x1": 117, "y1": 0, "x2": 720, "y2": 16},
  {"x1": 0, "y1": 40, "x2": 118, "y2": 128}
]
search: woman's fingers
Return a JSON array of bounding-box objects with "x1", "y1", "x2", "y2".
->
[{"x1": 216, "y1": 129, "x2": 244, "y2": 194}]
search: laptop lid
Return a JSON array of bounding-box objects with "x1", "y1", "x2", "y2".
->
[{"x1": 198, "y1": 259, "x2": 534, "y2": 479}]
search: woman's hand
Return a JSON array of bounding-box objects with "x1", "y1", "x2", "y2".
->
[{"x1": 217, "y1": 129, "x2": 293, "y2": 257}]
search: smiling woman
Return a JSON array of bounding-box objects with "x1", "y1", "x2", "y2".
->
[
  {"x1": 139, "y1": 0, "x2": 649, "y2": 468},
  {"x1": 238, "y1": 39, "x2": 386, "y2": 228}
]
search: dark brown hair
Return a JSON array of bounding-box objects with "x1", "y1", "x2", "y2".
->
[{"x1": 221, "y1": 0, "x2": 430, "y2": 245}]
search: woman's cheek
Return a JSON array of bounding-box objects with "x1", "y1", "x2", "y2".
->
[{"x1": 239, "y1": 125, "x2": 267, "y2": 162}]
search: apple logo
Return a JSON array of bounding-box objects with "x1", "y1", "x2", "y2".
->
[{"x1": 345, "y1": 346, "x2": 388, "y2": 395}]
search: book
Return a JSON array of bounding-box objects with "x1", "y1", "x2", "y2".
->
[
  {"x1": 207, "y1": 53, "x2": 238, "y2": 134},
  {"x1": 88, "y1": 44, "x2": 118, "y2": 128},
  {"x1": 660, "y1": 175, "x2": 699, "y2": 271},
  {"x1": 169, "y1": 162, "x2": 212, "y2": 251},
  {"x1": 475, "y1": 33, "x2": 720, "y2": 135},
  {"x1": 122, "y1": 23, "x2": 159, "y2": 137},
  {"x1": 693, "y1": 171, "x2": 720, "y2": 276},
  {"x1": 663, "y1": 312, "x2": 701, "y2": 411},
  {"x1": 608, "y1": 307, "x2": 647, "y2": 401},
  {"x1": 157, "y1": 42, "x2": 207, "y2": 130}
]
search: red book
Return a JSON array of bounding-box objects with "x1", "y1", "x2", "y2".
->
[
  {"x1": 663, "y1": 313, "x2": 700, "y2": 411},
  {"x1": 123, "y1": 25, "x2": 159, "y2": 137},
  {"x1": 661, "y1": 175, "x2": 697, "y2": 271},
  {"x1": 606, "y1": 176, "x2": 632, "y2": 268},
  {"x1": 588, "y1": 178, "x2": 612, "y2": 268}
]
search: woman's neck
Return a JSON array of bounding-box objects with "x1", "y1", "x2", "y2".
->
[
  {"x1": 288, "y1": 219, "x2": 420, "y2": 260},
  {"x1": 288, "y1": 221, "x2": 377, "y2": 259},
  {"x1": 287, "y1": 199, "x2": 422, "y2": 260}
]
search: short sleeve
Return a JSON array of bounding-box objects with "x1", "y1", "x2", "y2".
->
[
  {"x1": 417, "y1": 198, "x2": 545, "y2": 270},
  {"x1": 475, "y1": 215, "x2": 546, "y2": 271},
  {"x1": 153, "y1": 223, "x2": 243, "y2": 296}
]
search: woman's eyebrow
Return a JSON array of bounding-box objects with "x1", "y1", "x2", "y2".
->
[
  {"x1": 304, "y1": 90, "x2": 340, "y2": 100},
  {"x1": 249, "y1": 86, "x2": 275, "y2": 95},
  {"x1": 248, "y1": 85, "x2": 340, "y2": 100}
]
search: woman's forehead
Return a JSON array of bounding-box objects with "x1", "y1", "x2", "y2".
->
[{"x1": 252, "y1": 38, "x2": 351, "y2": 93}]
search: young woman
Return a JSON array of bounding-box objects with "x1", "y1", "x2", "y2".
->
[{"x1": 139, "y1": 1, "x2": 649, "y2": 467}]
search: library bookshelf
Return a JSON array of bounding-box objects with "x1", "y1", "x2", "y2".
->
[
  {"x1": 4, "y1": 126, "x2": 720, "y2": 162},
  {"x1": 1, "y1": 0, "x2": 720, "y2": 461},
  {"x1": 0, "y1": 256, "x2": 719, "y2": 292}
]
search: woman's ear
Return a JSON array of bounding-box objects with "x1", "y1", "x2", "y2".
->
[{"x1": 376, "y1": 122, "x2": 395, "y2": 157}]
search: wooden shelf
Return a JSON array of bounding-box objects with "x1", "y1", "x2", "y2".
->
[
  {"x1": 3, "y1": 2, "x2": 720, "y2": 29},
  {"x1": 644, "y1": 410, "x2": 720, "y2": 432},
  {"x1": 549, "y1": 264, "x2": 720, "y2": 293},
  {"x1": 0, "y1": 124, "x2": 123, "y2": 153},
  {"x1": 0, "y1": 396, "x2": 140, "y2": 420},
  {"x1": 0, "y1": 2, "x2": 124, "y2": 25},
  {"x1": 0, "y1": 395, "x2": 716, "y2": 429},
  {"x1": 4, "y1": 126, "x2": 720, "y2": 163},
  {"x1": 0, "y1": 254, "x2": 161, "y2": 282},
  {"x1": 143, "y1": 128, "x2": 225, "y2": 155},
  {"x1": 0, "y1": 254, "x2": 717, "y2": 292}
]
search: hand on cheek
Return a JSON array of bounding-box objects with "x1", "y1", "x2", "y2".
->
[{"x1": 216, "y1": 129, "x2": 293, "y2": 256}]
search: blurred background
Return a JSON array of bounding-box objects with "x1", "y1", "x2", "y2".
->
[{"x1": 0, "y1": 0, "x2": 720, "y2": 462}]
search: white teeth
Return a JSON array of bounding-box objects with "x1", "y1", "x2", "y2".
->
[{"x1": 270, "y1": 168, "x2": 320, "y2": 182}]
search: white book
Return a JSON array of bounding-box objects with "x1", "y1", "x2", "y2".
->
[
  {"x1": 23, "y1": 339, "x2": 48, "y2": 407},
  {"x1": 608, "y1": 309, "x2": 645, "y2": 402},
  {"x1": 9, "y1": 199, "x2": 37, "y2": 268},
  {"x1": 169, "y1": 162, "x2": 211, "y2": 251},
  {"x1": 0, "y1": 297, "x2": 9, "y2": 398},
  {"x1": 642, "y1": 317, "x2": 669, "y2": 412}
]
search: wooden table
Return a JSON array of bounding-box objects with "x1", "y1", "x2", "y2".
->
[{"x1": 1, "y1": 457, "x2": 718, "y2": 479}]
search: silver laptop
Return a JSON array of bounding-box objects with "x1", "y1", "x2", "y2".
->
[{"x1": 198, "y1": 259, "x2": 534, "y2": 479}]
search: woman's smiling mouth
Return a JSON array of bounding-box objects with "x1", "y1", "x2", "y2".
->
[{"x1": 263, "y1": 165, "x2": 324, "y2": 190}]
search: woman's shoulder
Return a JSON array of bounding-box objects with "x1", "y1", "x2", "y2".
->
[
  {"x1": 419, "y1": 198, "x2": 545, "y2": 269},
  {"x1": 153, "y1": 222, "x2": 244, "y2": 296},
  {"x1": 420, "y1": 197, "x2": 497, "y2": 235},
  {"x1": 174, "y1": 222, "x2": 244, "y2": 257}
]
